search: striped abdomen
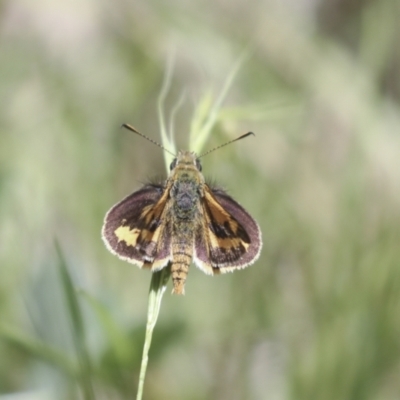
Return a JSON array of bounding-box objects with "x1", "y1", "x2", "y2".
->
[{"x1": 171, "y1": 238, "x2": 193, "y2": 295}]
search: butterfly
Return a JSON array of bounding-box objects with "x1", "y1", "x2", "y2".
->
[{"x1": 102, "y1": 124, "x2": 262, "y2": 294}]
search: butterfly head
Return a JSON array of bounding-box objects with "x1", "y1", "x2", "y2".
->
[{"x1": 169, "y1": 151, "x2": 202, "y2": 173}]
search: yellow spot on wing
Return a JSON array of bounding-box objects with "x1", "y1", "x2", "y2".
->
[{"x1": 115, "y1": 226, "x2": 140, "y2": 246}]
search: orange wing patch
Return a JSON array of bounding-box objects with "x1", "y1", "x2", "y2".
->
[
  {"x1": 199, "y1": 188, "x2": 251, "y2": 270},
  {"x1": 203, "y1": 189, "x2": 250, "y2": 248}
]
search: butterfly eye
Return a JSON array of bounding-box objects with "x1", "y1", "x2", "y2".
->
[
  {"x1": 170, "y1": 159, "x2": 177, "y2": 170},
  {"x1": 196, "y1": 159, "x2": 202, "y2": 171}
]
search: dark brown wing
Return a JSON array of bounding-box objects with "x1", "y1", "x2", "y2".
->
[
  {"x1": 193, "y1": 186, "x2": 262, "y2": 275},
  {"x1": 102, "y1": 184, "x2": 172, "y2": 270}
]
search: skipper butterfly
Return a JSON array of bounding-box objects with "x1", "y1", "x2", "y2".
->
[{"x1": 102, "y1": 124, "x2": 262, "y2": 294}]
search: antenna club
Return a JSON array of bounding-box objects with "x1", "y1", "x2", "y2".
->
[
  {"x1": 198, "y1": 130, "x2": 256, "y2": 158},
  {"x1": 121, "y1": 123, "x2": 176, "y2": 157},
  {"x1": 241, "y1": 131, "x2": 255, "y2": 139}
]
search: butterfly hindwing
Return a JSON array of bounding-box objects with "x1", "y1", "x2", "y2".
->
[
  {"x1": 194, "y1": 186, "x2": 261, "y2": 274},
  {"x1": 102, "y1": 184, "x2": 172, "y2": 270}
]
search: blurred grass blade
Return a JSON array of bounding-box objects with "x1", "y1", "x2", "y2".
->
[
  {"x1": 136, "y1": 266, "x2": 171, "y2": 400},
  {"x1": 80, "y1": 290, "x2": 132, "y2": 364},
  {"x1": 189, "y1": 89, "x2": 214, "y2": 151},
  {"x1": 189, "y1": 53, "x2": 248, "y2": 154},
  {"x1": 55, "y1": 242, "x2": 95, "y2": 400},
  {"x1": 136, "y1": 92, "x2": 175, "y2": 399},
  {"x1": 0, "y1": 323, "x2": 77, "y2": 377},
  {"x1": 169, "y1": 90, "x2": 186, "y2": 148},
  {"x1": 158, "y1": 55, "x2": 177, "y2": 169}
]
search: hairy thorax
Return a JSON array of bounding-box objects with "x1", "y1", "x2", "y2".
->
[{"x1": 171, "y1": 176, "x2": 202, "y2": 219}]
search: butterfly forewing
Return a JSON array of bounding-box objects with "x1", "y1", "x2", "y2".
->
[
  {"x1": 193, "y1": 186, "x2": 262, "y2": 274},
  {"x1": 102, "y1": 184, "x2": 172, "y2": 269}
]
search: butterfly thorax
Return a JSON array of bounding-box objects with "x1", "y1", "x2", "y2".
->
[{"x1": 169, "y1": 151, "x2": 204, "y2": 219}]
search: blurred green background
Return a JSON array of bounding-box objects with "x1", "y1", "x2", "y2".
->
[{"x1": 1, "y1": 0, "x2": 400, "y2": 399}]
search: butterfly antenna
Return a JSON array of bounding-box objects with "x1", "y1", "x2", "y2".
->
[
  {"x1": 121, "y1": 123, "x2": 175, "y2": 157},
  {"x1": 198, "y1": 131, "x2": 255, "y2": 158}
]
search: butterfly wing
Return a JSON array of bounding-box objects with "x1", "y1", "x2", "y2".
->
[
  {"x1": 193, "y1": 186, "x2": 262, "y2": 275},
  {"x1": 102, "y1": 184, "x2": 172, "y2": 271}
]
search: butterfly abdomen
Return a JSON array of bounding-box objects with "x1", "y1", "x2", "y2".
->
[
  {"x1": 171, "y1": 222, "x2": 195, "y2": 294},
  {"x1": 171, "y1": 247, "x2": 192, "y2": 295}
]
